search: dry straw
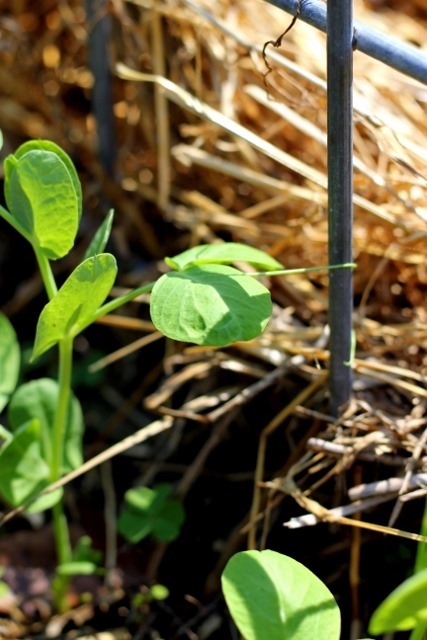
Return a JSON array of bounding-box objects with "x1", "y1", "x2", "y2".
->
[{"x1": 1, "y1": 0, "x2": 426, "y2": 552}]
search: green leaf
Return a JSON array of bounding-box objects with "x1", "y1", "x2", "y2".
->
[
  {"x1": 32, "y1": 253, "x2": 117, "y2": 359},
  {"x1": 150, "y1": 264, "x2": 272, "y2": 347},
  {"x1": 0, "y1": 314, "x2": 20, "y2": 412},
  {"x1": 165, "y1": 242, "x2": 283, "y2": 272},
  {"x1": 222, "y1": 550, "x2": 341, "y2": 640},
  {"x1": 0, "y1": 419, "x2": 51, "y2": 506},
  {"x1": 4, "y1": 149, "x2": 80, "y2": 259},
  {"x1": 25, "y1": 488, "x2": 63, "y2": 513},
  {"x1": 369, "y1": 569, "x2": 427, "y2": 634},
  {"x1": 8, "y1": 378, "x2": 84, "y2": 473},
  {"x1": 5, "y1": 140, "x2": 82, "y2": 219},
  {"x1": 84, "y1": 209, "x2": 114, "y2": 260},
  {"x1": 118, "y1": 484, "x2": 185, "y2": 543}
]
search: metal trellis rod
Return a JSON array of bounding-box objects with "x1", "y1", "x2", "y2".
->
[
  {"x1": 264, "y1": 0, "x2": 427, "y2": 85},
  {"x1": 263, "y1": 0, "x2": 427, "y2": 415},
  {"x1": 327, "y1": 0, "x2": 354, "y2": 415},
  {"x1": 86, "y1": 0, "x2": 116, "y2": 177}
]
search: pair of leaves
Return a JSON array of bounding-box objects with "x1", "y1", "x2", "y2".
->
[
  {"x1": 0, "y1": 378, "x2": 84, "y2": 510},
  {"x1": 118, "y1": 484, "x2": 185, "y2": 543},
  {"x1": 3, "y1": 140, "x2": 82, "y2": 260},
  {"x1": 151, "y1": 243, "x2": 283, "y2": 347},
  {"x1": 222, "y1": 550, "x2": 341, "y2": 640}
]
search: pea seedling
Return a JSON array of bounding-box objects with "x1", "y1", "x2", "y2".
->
[{"x1": 0, "y1": 138, "x2": 354, "y2": 610}]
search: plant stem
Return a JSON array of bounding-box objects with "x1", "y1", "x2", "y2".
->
[
  {"x1": 410, "y1": 624, "x2": 427, "y2": 640},
  {"x1": 414, "y1": 499, "x2": 427, "y2": 574},
  {"x1": 0, "y1": 204, "x2": 32, "y2": 243},
  {"x1": 51, "y1": 338, "x2": 73, "y2": 483},
  {"x1": 51, "y1": 337, "x2": 73, "y2": 609},
  {"x1": 94, "y1": 281, "x2": 155, "y2": 320},
  {"x1": 34, "y1": 249, "x2": 58, "y2": 300},
  {"x1": 31, "y1": 235, "x2": 68, "y2": 607},
  {"x1": 51, "y1": 501, "x2": 72, "y2": 611},
  {"x1": 0, "y1": 203, "x2": 58, "y2": 299},
  {"x1": 248, "y1": 263, "x2": 356, "y2": 277}
]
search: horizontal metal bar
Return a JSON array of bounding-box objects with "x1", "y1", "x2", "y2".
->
[{"x1": 264, "y1": 0, "x2": 427, "y2": 85}]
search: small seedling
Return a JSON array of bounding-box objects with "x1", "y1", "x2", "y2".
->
[{"x1": 118, "y1": 483, "x2": 185, "y2": 543}]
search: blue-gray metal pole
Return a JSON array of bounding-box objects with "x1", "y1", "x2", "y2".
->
[
  {"x1": 327, "y1": 1, "x2": 354, "y2": 415},
  {"x1": 264, "y1": 0, "x2": 427, "y2": 85},
  {"x1": 86, "y1": 0, "x2": 116, "y2": 176}
]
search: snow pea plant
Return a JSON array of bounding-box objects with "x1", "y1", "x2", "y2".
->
[{"x1": 0, "y1": 138, "x2": 353, "y2": 612}]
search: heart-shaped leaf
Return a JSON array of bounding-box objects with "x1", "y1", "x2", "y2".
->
[
  {"x1": 150, "y1": 264, "x2": 272, "y2": 346},
  {"x1": 8, "y1": 378, "x2": 84, "y2": 473},
  {"x1": 165, "y1": 242, "x2": 283, "y2": 272},
  {"x1": 0, "y1": 313, "x2": 20, "y2": 412},
  {"x1": 118, "y1": 484, "x2": 185, "y2": 543},
  {"x1": 4, "y1": 149, "x2": 80, "y2": 260},
  {"x1": 222, "y1": 550, "x2": 341, "y2": 640},
  {"x1": 32, "y1": 253, "x2": 117, "y2": 360}
]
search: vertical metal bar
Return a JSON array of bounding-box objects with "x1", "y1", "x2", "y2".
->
[
  {"x1": 327, "y1": 0, "x2": 354, "y2": 415},
  {"x1": 86, "y1": 0, "x2": 116, "y2": 177}
]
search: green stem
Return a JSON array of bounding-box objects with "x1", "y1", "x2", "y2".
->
[
  {"x1": 51, "y1": 501, "x2": 72, "y2": 611},
  {"x1": 409, "y1": 624, "x2": 427, "y2": 640},
  {"x1": 0, "y1": 204, "x2": 32, "y2": 243},
  {"x1": 51, "y1": 337, "x2": 73, "y2": 609},
  {"x1": 51, "y1": 338, "x2": 73, "y2": 483},
  {"x1": 414, "y1": 499, "x2": 427, "y2": 574},
  {"x1": 248, "y1": 263, "x2": 357, "y2": 278},
  {"x1": 94, "y1": 281, "x2": 155, "y2": 321},
  {"x1": 0, "y1": 204, "x2": 58, "y2": 299},
  {"x1": 34, "y1": 248, "x2": 58, "y2": 300},
  {"x1": 0, "y1": 203, "x2": 58, "y2": 299}
]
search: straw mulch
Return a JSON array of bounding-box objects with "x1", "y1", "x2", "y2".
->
[{"x1": 0, "y1": 0, "x2": 426, "y2": 638}]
